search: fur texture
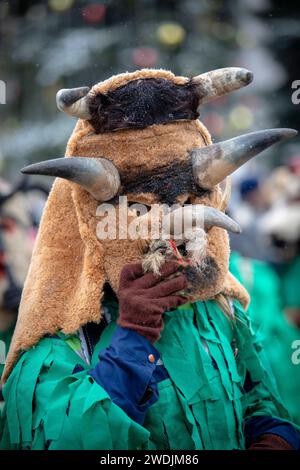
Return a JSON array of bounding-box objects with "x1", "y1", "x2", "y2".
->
[
  {"x1": 121, "y1": 160, "x2": 209, "y2": 205},
  {"x1": 91, "y1": 68, "x2": 188, "y2": 95},
  {"x1": 88, "y1": 78, "x2": 200, "y2": 133}
]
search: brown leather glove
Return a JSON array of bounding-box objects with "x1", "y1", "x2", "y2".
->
[
  {"x1": 249, "y1": 434, "x2": 293, "y2": 450},
  {"x1": 117, "y1": 261, "x2": 187, "y2": 343}
]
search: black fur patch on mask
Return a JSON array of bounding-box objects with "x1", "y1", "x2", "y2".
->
[
  {"x1": 183, "y1": 256, "x2": 220, "y2": 292},
  {"x1": 120, "y1": 161, "x2": 209, "y2": 205},
  {"x1": 87, "y1": 78, "x2": 200, "y2": 133}
]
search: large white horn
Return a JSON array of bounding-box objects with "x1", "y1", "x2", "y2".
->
[
  {"x1": 193, "y1": 67, "x2": 253, "y2": 107},
  {"x1": 165, "y1": 204, "x2": 241, "y2": 236},
  {"x1": 21, "y1": 157, "x2": 120, "y2": 202},
  {"x1": 56, "y1": 87, "x2": 91, "y2": 119},
  {"x1": 191, "y1": 128, "x2": 298, "y2": 189}
]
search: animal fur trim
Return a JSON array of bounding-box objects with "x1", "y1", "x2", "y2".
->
[{"x1": 91, "y1": 68, "x2": 188, "y2": 95}]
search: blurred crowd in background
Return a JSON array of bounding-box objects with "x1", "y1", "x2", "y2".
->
[{"x1": 0, "y1": 0, "x2": 299, "y2": 423}]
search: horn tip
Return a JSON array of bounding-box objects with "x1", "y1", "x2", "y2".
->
[
  {"x1": 270, "y1": 128, "x2": 298, "y2": 142},
  {"x1": 20, "y1": 160, "x2": 59, "y2": 176},
  {"x1": 56, "y1": 86, "x2": 90, "y2": 110},
  {"x1": 234, "y1": 224, "x2": 242, "y2": 234},
  {"x1": 240, "y1": 68, "x2": 253, "y2": 85},
  {"x1": 282, "y1": 128, "x2": 298, "y2": 139},
  {"x1": 21, "y1": 163, "x2": 41, "y2": 175},
  {"x1": 21, "y1": 165, "x2": 32, "y2": 175}
]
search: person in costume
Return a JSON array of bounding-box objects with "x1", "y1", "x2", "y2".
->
[
  {"x1": 0, "y1": 68, "x2": 299, "y2": 450},
  {"x1": 258, "y1": 184, "x2": 300, "y2": 425},
  {"x1": 230, "y1": 161, "x2": 300, "y2": 425},
  {"x1": 229, "y1": 251, "x2": 300, "y2": 424}
]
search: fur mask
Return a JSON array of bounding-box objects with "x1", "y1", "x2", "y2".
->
[{"x1": 2, "y1": 68, "x2": 296, "y2": 382}]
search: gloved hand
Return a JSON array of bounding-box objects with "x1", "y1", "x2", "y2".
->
[
  {"x1": 249, "y1": 434, "x2": 293, "y2": 450},
  {"x1": 117, "y1": 261, "x2": 187, "y2": 343}
]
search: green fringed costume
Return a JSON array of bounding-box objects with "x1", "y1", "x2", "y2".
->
[
  {"x1": 230, "y1": 252, "x2": 300, "y2": 425},
  {"x1": 0, "y1": 297, "x2": 290, "y2": 450}
]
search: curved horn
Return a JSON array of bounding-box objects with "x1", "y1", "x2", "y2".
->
[
  {"x1": 193, "y1": 67, "x2": 253, "y2": 106},
  {"x1": 56, "y1": 87, "x2": 91, "y2": 119},
  {"x1": 165, "y1": 205, "x2": 241, "y2": 235},
  {"x1": 203, "y1": 206, "x2": 241, "y2": 233},
  {"x1": 191, "y1": 128, "x2": 298, "y2": 189},
  {"x1": 21, "y1": 157, "x2": 120, "y2": 202}
]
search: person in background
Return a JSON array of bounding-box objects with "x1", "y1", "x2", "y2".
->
[
  {"x1": 230, "y1": 160, "x2": 300, "y2": 425},
  {"x1": 229, "y1": 175, "x2": 270, "y2": 261},
  {"x1": 0, "y1": 178, "x2": 47, "y2": 398}
]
